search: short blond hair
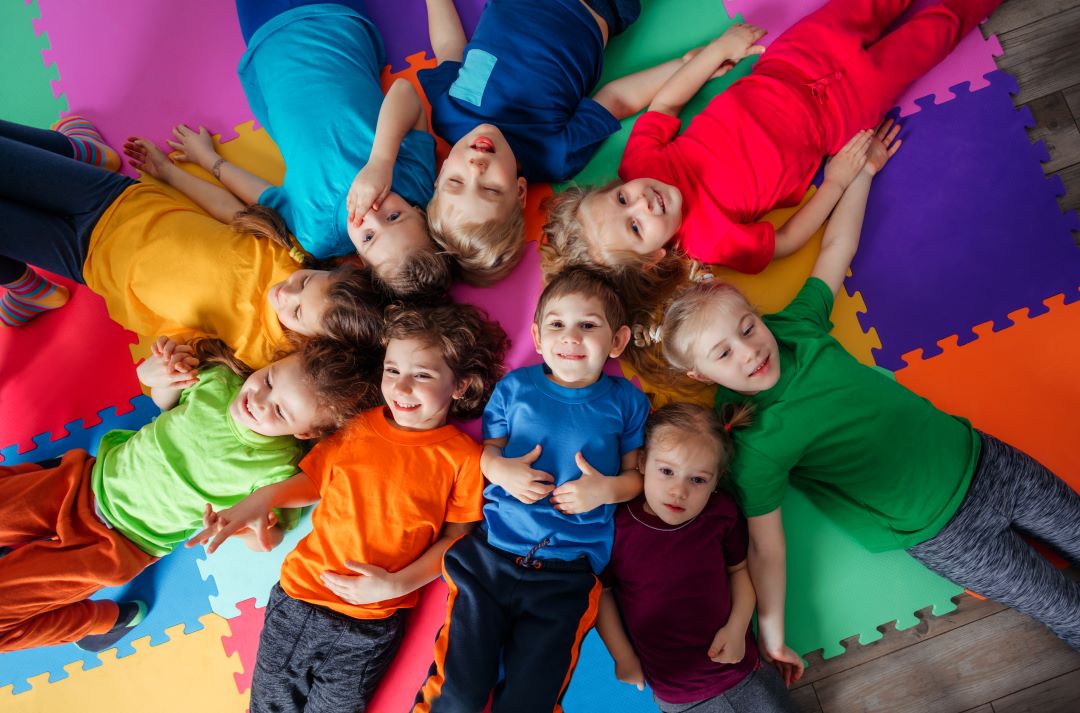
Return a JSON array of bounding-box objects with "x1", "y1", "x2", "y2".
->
[
  {"x1": 661, "y1": 281, "x2": 755, "y2": 374},
  {"x1": 427, "y1": 192, "x2": 526, "y2": 287}
]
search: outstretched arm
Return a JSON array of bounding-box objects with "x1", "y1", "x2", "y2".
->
[
  {"x1": 426, "y1": 0, "x2": 467, "y2": 64},
  {"x1": 595, "y1": 589, "x2": 646, "y2": 691},
  {"x1": 594, "y1": 57, "x2": 686, "y2": 121},
  {"x1": 124, "y1": 137, "x2": 246, "y2": 223},
  {"x1": 167, "y1": 124, "x2": 273, "y2": 205},
  {"x1": 747, "y1": 509, "x2": 804, "y2": 686}
]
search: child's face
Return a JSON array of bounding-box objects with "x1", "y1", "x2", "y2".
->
[
  {"x1": 347, "y1": 192, "x2": 429, "y2": 280},
  {"x1": 382, "y1": 337, "x2": 466, "y2": 431},
  {"x1": 230, "y1": 353, "x2": 322, "y2": 439},
  {"x1": 641, "y1": 428, "x2": 721, "y2": 526},
  {"x1": 531, "y1": 292, "x2": 630, "y2": 389},
  {"x1": 433, "y1": 125, "x2": 526, "y2": 226},
  {"x1": 687, "y1": 295, "x2": 779, "y2": 395},
  {"x1": 579, "y1": 178, "x2": 682, "y2": 262},
  {"x1": 268, "y1": 269, "x2": 333, "y2": 337}
]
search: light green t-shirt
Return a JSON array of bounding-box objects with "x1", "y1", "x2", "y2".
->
[
  {"x1": 91, "y1": 366, "x2": 303, "y2": 557},
  {"x1": 715, "y1": 278, "x2": 980, "y2": 551}
]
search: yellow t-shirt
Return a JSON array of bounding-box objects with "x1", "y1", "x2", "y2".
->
[{"x1": 83, "y1": 181, "x2": 298, "y2": 369}]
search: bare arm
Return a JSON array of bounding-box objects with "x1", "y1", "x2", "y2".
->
[
  {"x1": 551, "y1": 450, "x2": 643, "y2": 515},
  {"x1": 124, "y1": 137, "x2": 246, "y2": 223},
  {"x1": 386, "y1": 521, "x2": 475, "y2": 595},
  {"x1": 167, "y1": 124, "x2": 273, "y2": 205},
  {"x1": 481, "y1": 439, "x2": 556, "y2": 504},
  {"x1": 724, "y1": 560, "x2": 756, "y2": 636},
  {"x1": 593, "y1": 57, "x2": 685, "y2": 121},
  {"x1": 426, "y1": 0, "x2": 466, "y2": 63},
  {"x1": 595, "y1": 589, "x2": 646, "y2": 690},
  {"x1": 135, "y1": 336, "x2": 199, "y2": 411},
  {"x1": 747, "y1": 509, "x2": 787, "y2": 653}
]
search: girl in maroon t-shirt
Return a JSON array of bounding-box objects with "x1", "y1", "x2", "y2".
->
[{"x1": 595, "y1": 403, "x2": 800, "y2": 712}]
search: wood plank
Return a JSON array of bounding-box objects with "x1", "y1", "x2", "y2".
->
[
  {"x1": 991, "y1": 669, "x2": 1080, "y2": 713},
  {"x1": 995, "y1": 5, "x2": 1080, "y2": 103},
  {"x1": 1063, "y1": 84, "x2": 1080, "y2": 120},
  {"x1": 1056, "y1": 161, "x2": 1080, "y2": 222},
  {"x1": 959, "y1": 706, "x2": 993, "y2": 713},
  {"x1": 811, "y1": 608, "x2": 1080, "y2": 713},
  {"x1": 1023, "y1": 92, "x2": 1080, "y2": 172},
  {"x1": 790, "y1": 683, "x2": 823, "y2": 713},
  {"x1": 983, "y1": 0, "x2": 1076, "y2": 36},
  {"x1": 795, "y1": 595, "x2": 1007, "y2": 686}
]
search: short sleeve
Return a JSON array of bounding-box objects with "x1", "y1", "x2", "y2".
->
[
  {"x1": 417, "y1": 61, "x2": 463, "y2": 105},
  {"x1": 727, "y1": 442, "x2": 791, "y2": 517},
  {"x1": 481, "y1": 378, "x2": 510, "y2": 441},
  {"x1": 618, "y1": 111, "x2": 682, "y2": 181},
  {"x1": 299, "y1": 431, "x2": 344, "y2": 491},
  {"x1": 390, "y1": 129, "x2": 437, "y2": 207},
  {"x1": 445, "y1": 446, "x2": 485, "y2": 523},
  {"x1": 722, "y1": 506, "x2": 749, "y2": 567},
  {"x1": 686, "y1": 220, "x2": 775, "y2": 274},
  {"x1": 558, "y1": 97, "x2": 622, "y2": 179},
  {"x1": 777, "y1": 277, "x2": 834, "y2": 332},
  {"x1": 619, "y1": 386, "x2": 651, "y2": 455}
]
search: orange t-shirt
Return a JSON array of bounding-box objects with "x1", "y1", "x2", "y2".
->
[
  {"x1": 279, "y1": 407, "x2": 484, "y2": 619},
  {"x1": 82, "y1": 181, "x2": 298, "y2": 369}
]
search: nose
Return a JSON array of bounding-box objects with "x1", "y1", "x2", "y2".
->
[
  {"x1": 467, "y1": 157, "x2": 488, "y2": 173},
  {"x1": 668, "y1": 480, "x2": 689, "y2": 501},
  {"x1": 562, "y1": 327, "x2": 582, "y2": 343},
  {"x1": 395, "y1": 376, "x2": 413, "y2": 395}
]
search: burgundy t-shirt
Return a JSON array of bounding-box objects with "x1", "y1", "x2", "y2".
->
[{"x1": 604, "y1": 494, "x2": 758, "y2": 704}]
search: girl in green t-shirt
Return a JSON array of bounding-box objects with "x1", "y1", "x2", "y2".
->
[
  {"x1": 648, "y1": 122, "x2": 1080, "y2": 678},
  {"x1": 0, "y1": 334, "x2": 381, "y2": 654}
]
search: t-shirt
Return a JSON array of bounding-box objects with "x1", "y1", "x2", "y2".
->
[
  {"x1": 618, "y1": 73, "x2": 824, "y2": 272},
  {"x1": 239, "y1": 4, "x2": 436, "y2": 259},
  {"x1": 481, "y1": 364, "x2": 650, "y2": 572},
  {"x1": 604, "y1": 494, "x2": 757, "y2": 704},
  {"x1": 714, "y1": 278, "x2": 980, "y2": 551},
  {"x1": 92, "y1": 367, "x2": 303, "y2": 557},
  {"x1": 417, "y1": 0, "x2": 621, "y2": 182},
  {"x1": 83, "y1": 182, "x2": 295, "y2": 370},
  {"x1": 279, "y1": 407, "x2": 484, "y2": 619}
]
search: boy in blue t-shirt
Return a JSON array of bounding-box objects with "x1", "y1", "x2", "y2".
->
[
  {"x1": 413, "y1": 267, "x2": 651, "y2": 712},
  {"x1": 420, "y1": 0, "x2": 694, "y2": 287}
]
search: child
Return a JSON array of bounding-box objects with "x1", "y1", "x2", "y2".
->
[
  {"x1": 658, "y1": 123, "x2": 1080, "y2": 660},
  {"x1": 414, "y1": 267, "x2": 651, "y2": 711},
  {"x1": 542, "y1": 0, "x2": 1001, "y2": 276},
  {"x1": 0, "y1": 334, "x2": 378, "y2": 652},
  {"x1": 188, "y1": 303, "x2": 509, "y2": 713},
  {"x1": 596, "y1": 402, "x2": 798, "y2": 713},
  {"x1": 0, "y1": 119, "x2": 384, "y2": 368},
  {"x1": 421, "y1": 0, "x2": 698, "y2": 286},
  {"x1": 167, "y1": 0, "x2": 451, "y2": 295}
]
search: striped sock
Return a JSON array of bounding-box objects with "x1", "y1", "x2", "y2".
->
[
  {"x1": 0, "y1": 268, "x2": 70, "y2": 327},
  {"x1": 51, "y1": 114, "x2": 121, "y2": 172}
]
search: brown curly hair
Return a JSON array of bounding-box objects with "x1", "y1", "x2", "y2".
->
[
  {"x1": 383, "y1": 302, "x2": 510, "y2": 420},
  {"x1": 374, "y1": 241, "x2": 455, "y2": 300},
  {"x1": 428, "y1": 193, "x2": 526, "y2": 287}
]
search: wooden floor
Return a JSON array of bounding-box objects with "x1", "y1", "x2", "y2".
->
[{"x1": 788, "y1": 2, "x2": 1080, "y2": 711}]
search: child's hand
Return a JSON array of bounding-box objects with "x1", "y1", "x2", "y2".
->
[
  {"x1": 614, "y1": 653, "x2": 646, "y2": 691},
  {"x1": 758, "y1": 638, "x2": 805, "y2": 687},
  {"x1": 136, "y1": 336, "x2": 199, "y2": 390},
  {"x1": 550, "y1": 453, "x2": 611, "y2": 515},
  {"x1": 823, "y1": 129, "x2": 872, "y2": 189},
  {"x1": 862, "y1": 118, "x2": 903, "y2": 177},
  {"x1": 186, "y1": 495, "x2": 276, "y2": 554},
  {"x1": 346, "y1": 160, "x2": 393, "y2": 228},
  {"x1": 486, "y1": 445, "x2": 556, "y2": 504},
  {"x1": 166, "y1": 124, "x2": 219, "y2": 170},
  {"x1": 713, "y1": 22, "x2": 767, "y2": 66},
  {"x1": 321, "y1": 561, "x2": 402, "y2": 606},
  {"x1": 708, "y1": 624, "x2": 746, "y2": 664},
  {"x1": 123, "y1": 137, "x2": 172, "y2": 179}
]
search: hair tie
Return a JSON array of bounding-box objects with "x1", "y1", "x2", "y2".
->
[
  {"x1": 724, "y1": 422, "x2": 732, "y2": 433},
  {"x1": 632, "y1": 323, "x2": 664, "y2": 348}
]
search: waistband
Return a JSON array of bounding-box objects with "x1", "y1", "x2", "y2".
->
[{"x1": 477, "y1": 529, "x2": 593, "y2": 573}]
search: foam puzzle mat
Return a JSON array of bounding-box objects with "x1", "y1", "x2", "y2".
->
[{"x1": 2, "y1": 0, "x2": 1078, "y2": 709}]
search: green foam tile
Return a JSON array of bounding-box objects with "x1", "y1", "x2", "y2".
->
[{"x1": 0, "y1": 0, "x2": 67, "y2": 128}]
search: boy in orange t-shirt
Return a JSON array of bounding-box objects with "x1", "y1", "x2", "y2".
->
[{"x1": 190, "y1": 303, "x2": 509, "y2": 713}]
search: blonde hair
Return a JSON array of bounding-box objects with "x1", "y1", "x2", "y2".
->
[
  {"x1": 645, "y1": 401, "x2": 754, "y2": 483},
  {"x1": 661, "y1": 281, "x2": 756, "y2": 375},
  {"x1": 427, "y1": 192, "x2": 526, "y2": 287}
]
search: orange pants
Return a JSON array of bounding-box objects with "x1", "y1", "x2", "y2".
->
[{"x1": 0, "y1": 450, "x2": 155, "y2": 651}]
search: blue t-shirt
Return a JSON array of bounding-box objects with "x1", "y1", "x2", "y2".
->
[
  {"x1": 238, "y1": 4, "x2": 436, "y2": 260},
  {"x1": 481, "y1": 364, "x2": 650, "y2": 572},
  {"x1": 417, "y1": 0, "x2": 621, "y2": 182}
]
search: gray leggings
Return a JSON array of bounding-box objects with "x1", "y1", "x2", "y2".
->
[
  {"x1": 655, "y1": 665, "x2": 797, "y2": 713},
  {"x1": 907, "y1": 432, "x2": 1080, "y2": 650}
]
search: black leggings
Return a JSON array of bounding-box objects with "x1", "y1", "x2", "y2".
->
[{"x1": 0, "y1": 119, "x2": 133, "y2": 283}]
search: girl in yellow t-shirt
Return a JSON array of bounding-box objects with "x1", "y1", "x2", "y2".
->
[{"x1": 0, "y1": 119, "x2": 385, "y2": 369}]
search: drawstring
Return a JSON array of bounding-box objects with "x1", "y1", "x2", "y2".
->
[
  {"x1": 808, "y1": 70, "x2": 844, "y2": 103},
  {"x1": 515, "y1": 537, "x2": 551, "y2": 570}
]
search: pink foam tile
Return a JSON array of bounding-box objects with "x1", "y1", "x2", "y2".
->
[
  {"x1": 724, "y1": 0, "x2": 1002, "y2": 116},
  {"x1": 35, "y1": 0, "x2": 256, "y2": 177},
  {"x1": 221, "y1": 598, "x2": 265, "y2": 695}
]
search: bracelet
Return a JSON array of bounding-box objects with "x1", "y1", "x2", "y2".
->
[{"x1": 211, "y1": 157, "x2": 226, "y2": 180}]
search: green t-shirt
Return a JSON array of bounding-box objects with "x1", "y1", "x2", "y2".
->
[
  {"x1": 91, "y1": 366, "x2": 303, "y2": 557},
  {"x1": 715, "y1": 278, "x2": 980, "y2": 551}
]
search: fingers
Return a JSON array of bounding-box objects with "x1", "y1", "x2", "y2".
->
[
  {"x1": 574, "y1": 451, "x2": 597, "y2": 475},
  {"x1": 343, "y1": 560, "x2": 375, "y2": 576},
  {"x1": 207, "y1": 518, "x2": 245, "y2": 554},
  {"x1": 518, "y1": 444, "x2": 543, "y2": 465}
]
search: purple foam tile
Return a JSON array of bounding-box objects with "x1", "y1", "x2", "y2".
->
[
  {"x1": 367, "y1": 0, "x2": 486, "y2": 72},
  {"x1": 846, "y1": 70, "x2": 1080, "y2": 370}
]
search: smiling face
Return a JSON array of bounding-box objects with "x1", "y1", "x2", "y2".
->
[
  {"x1": 229, "y1": 353, "x2": 322, "y2": 439},
  {"x1": 268, "y1": 269, "x2": 333, "y2": 337},
  {"x1": 346, "y1": 192, "x2": 430, "y2": 280},
  {"x1": 686, "y1": 294, "x2": 780, "y2": 395},
  {"x1": 531, "y1": 292, "x2": 630, "y2": 389},
  {"x1": 641, "y1": 426, "x2": 721, "y2": 526},
  {"x1": 578, "y1": 178, "x2": 683, "y2": 262},
  {"x1": 432, "y1": 124, "x2": 526, "y2": 227},
  {"x1": 381, "y1": 337, "x2": 466, "y2": 431}
]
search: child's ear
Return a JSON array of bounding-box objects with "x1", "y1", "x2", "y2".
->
[
  {"x1": 294, "y1": 429, "x2": 318, "y2": 441},
  {"x1": 609, "y1": 325, "x2": 632, "y2": 359},
  {"x1": 530, "y1": 322, "x2": 543, "y2": 355},
  {"x1": 637, "y1": 449, "x2": 647, "y2": 473},
  {"x1": 517, "y1": 177, "x2": 528, "y2": 208},
  {"x1": 686, "y1": 369, "x2": 713, "y2": 384},
  {"x1": 453, "y1": 376, "x2": 477, "y2": 401}
]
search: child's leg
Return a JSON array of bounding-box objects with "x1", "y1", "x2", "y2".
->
[
  {"x1": 0, "y1": 118, "x2": 75, "y2": 156},
  {"x1": 493, "y1": 567, "x2": 601, "y2": 713},
  {"x1": 0, "y1": 452, "x2": 155, "y2": 651},
  {"x1": 907, "y1": 433, "x2": 1080, "y2": 650},
  {"x1": 655, "y1": 664, "x2": 797, "y2": 713},
  {"x1": 0, "y1": 262, "x2": 69, "y2": 327},
  {"x1": 249, "y1": 582, "x2": 404, "y2": 713},
  {"x1": 412, "y1": 534, "x2": 509, "y2": 713}
]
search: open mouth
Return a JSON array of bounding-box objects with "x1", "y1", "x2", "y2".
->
[
  {"x1": 653, "y1": 189, "x2": 666, "y2": 215},
  {"x1": 556, "y1": 352, "x2": 586, "y2": 360},
  {"x1": 470, "y1": 137, "x2": 495, "y2": 154},
  {"x1": 749, "y1": 356, "x2": 770, "y2": 377},
  {"x1": 393, "y1": 400, "x2": 421, "y2": 412}
]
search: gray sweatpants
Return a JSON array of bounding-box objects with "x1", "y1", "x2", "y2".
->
[
  {"x1": 250, "y1": 582, "x2": 404, "y2": 713},
  {"x1": 907, "y1": 432, "x2": 1080, "y2": 650},
  {"x1": 655, "y1": 664, "x2": 798, "y2": 713}
]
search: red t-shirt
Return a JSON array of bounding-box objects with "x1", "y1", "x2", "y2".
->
[
  {"x1": 618, "y1": 73, "x2": 824, "y2": 272},
  {"x1": 603, "y1": 493, "x2": 758, "y2": 705}
]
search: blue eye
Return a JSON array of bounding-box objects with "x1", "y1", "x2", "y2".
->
[
  {"x1": 363, "y1": 230, "x2": 374, "y2": 243},
  {"x1": 388, "y1": 212, "x2": 401, "y2": 221}
]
